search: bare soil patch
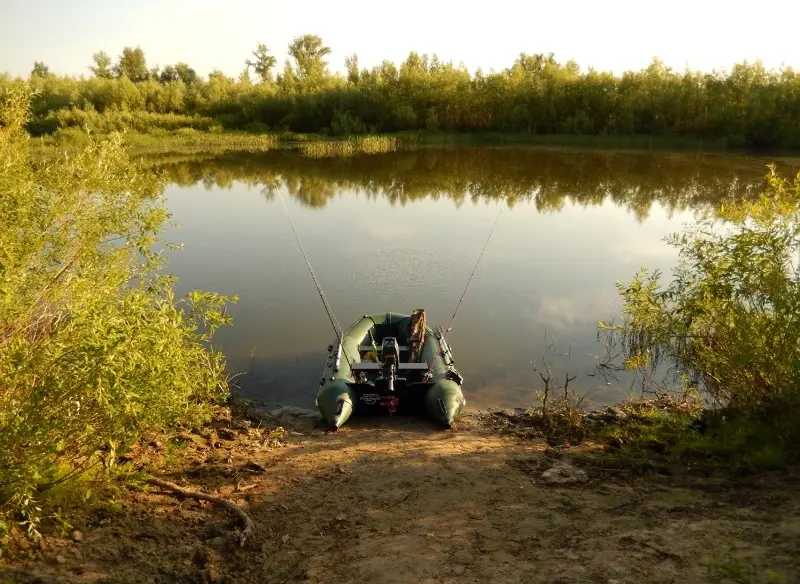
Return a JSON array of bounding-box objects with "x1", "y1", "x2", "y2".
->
[{"x1": 3, "y1": 409, "x2": 798, "y2": 583}]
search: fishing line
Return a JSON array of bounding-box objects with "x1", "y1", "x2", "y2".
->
[
  {"x1": 278, "y1": 192, "x2": 352, "y2": 369},
  {"x1": 444, "y1": 207, "x2": 503, "y2": 336},
  {"x1": 425, "y1": 207, "x2": 503, "y2": 379}
]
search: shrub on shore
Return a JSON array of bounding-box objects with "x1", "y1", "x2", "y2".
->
[{"x1": 0, "y1": 84, "x2": 235, "y2": 535}]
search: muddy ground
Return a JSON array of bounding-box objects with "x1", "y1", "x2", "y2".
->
[{"x1": 3, "y1": 408, "x2": 799, "y2": 584}]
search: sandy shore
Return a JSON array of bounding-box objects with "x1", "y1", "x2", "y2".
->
[{"x1": 4, "y1": 408, "x2": 799, "y2": 584}]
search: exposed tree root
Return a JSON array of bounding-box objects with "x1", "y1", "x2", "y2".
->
[{"x1": 147, "y1": 477, "x2": 255, "y2": 547}]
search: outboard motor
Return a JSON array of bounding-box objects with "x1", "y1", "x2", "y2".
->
[
  {"x1": 381, "y1": 337, "x2": 400, "y2": 370},
  {"x1": 381, "y1": 337, "x2": 400, "y2": 393}
]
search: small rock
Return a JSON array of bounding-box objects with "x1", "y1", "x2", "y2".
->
[
  {"x1": 335, "y1": 465, "x2": 346, "y2": 474},
  {"x1": 453, "y1": 565, "x2": 466, "y2": 575},
  {"x1": 55, "y1": 555, "x2": 67, "y2": 564},
  {"x1": 335, "y1": 513, "x2": 346, "y2": 522},
  {"x1": 208, "y1": 536, "x2": 226, "y2": 547},
  {"x1": 541, "y1": 461, "x2": 588, "y2": 485},
  {"x1": 281, "y1": 534, "x2": 289, "y2": 544},
  {"x1": 71, "y1": 530, "x2": 83, "y2": 543}
]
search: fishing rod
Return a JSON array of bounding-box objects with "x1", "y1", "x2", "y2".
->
[
  {"x1": 425, "y1": 207, "x2": 502, "y2": 378},
  {"x1": 444, "y1": 207, "x2": 503, "y2": 337},
  {"x1": 278, "y1": 193, "x2": 353, "y2": 370}
]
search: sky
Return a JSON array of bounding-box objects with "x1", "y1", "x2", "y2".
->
[{"x1": 1, "y1": 0, "x2": 797, "y2": 78}]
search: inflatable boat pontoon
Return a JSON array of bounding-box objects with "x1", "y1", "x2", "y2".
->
[{"x1": 316, "y1": 310, "x2": 466, "y2": 429}]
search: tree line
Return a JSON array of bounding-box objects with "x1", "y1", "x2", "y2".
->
[{"x1": 11, "y1": 35, "x2": 800, "y2": 149}]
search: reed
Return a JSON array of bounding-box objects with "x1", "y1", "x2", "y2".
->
[{"x1": 299, "y1": 136, "x2": 397, "y2": 158}]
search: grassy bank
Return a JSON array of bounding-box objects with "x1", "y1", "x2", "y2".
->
[
  {"x1": 37, "y1": 127, "x2": 734, "y2": 159},
  {"x1": 519, "y1": 392, "x2": 798, "y2": 472}
]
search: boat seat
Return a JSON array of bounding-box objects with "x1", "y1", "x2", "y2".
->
[
  {"x1": 351, "y1": 362, "x2": 380, "y2": 371},
  {"x1": 351, "y1": 362, "x2": 429, "y2": 371},
  {"x1": 359, "y1": 344, "x2": 409, "y2": 352}
]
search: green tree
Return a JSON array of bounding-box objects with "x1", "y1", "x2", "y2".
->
[
  {"x1": 30, "y1": 62, "x2": 51, "y2": 78},
  {"x1": 174, "y1": 62, "x2": 197, "y2": 84},
  {"x1": 89, "y1": 51, "x2": 113, "y2": 78},
  {"x1": 208, "y1": 69, "x2": 230, "y2": 81},
  {"x1": 245, "y1": 43, "x2": 277, "y2": 83},
  {"x1": 159, "y1": 64, "x2": 179, "y2": 83},
  {"x1": 276, "y1": 59, "x2": 298, "y2": 93},
  {"x1": 288, "y1": 34, "x2": 331, "y2": 88},
  {"x1": 345, "y1": 53, "x2": 360, "y2": 85},
  {"x1": 114, "y1": 46, "x2": 149, "y2": 82},
  {"x1": 160, "y1": 63, "x2": 196, "y2": 84}
]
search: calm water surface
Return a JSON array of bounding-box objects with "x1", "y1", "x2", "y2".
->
[{"x1": 156, "y1": 147, "x2": 787, "y2": 410}]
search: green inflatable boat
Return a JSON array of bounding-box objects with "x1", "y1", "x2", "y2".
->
[{"x1": 316, "y1": 310, "x2": 466, "y2": 429}]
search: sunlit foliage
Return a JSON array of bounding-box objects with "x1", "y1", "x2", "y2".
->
[
  {"x1": 30, "y1": 62, "x2": 51, "y2": 79},
  {"x1": 246, "y1": 44, "x2": 277, "y2": 83},
  {"x1": 113, "y1": 46, "x2": 149, "y2": 82},
  {"x1": 0, "y1": 84, "x2": 233, "y2": 526},
  {"x1": 601, "y1": 168, "x2": 800, "y2": 453},
  {"x1": 89, "y1": 51, "x2": 113, "y2": 79},
  {"x1": 5, "y1": 41, "x2": 800, "y2": 148}
]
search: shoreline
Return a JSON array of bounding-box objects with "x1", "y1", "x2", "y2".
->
[
  {"x1": 4, "y1": 400, "x2": 798, "y2": 583},
  {"x1": 36, "y1": 128, "x2": 800, "y2": 159}
]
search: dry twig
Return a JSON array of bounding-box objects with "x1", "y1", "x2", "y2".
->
[{"x1": 148, "y1": 478, "x2": 255, "y2": 547}]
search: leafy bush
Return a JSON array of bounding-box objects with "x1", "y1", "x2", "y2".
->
[
  {"x1": 601, "y1": 167, "x2": 800, "y2": 449},
  {"x1": 47, "y1": 106, "x2": 215, "y2": 134},
  {"x1": 330, "y1": 109, "x2": 366, "y2": 135},
  {"x1": 0, "y1": 84, "x2": 234, "y2": 526}
]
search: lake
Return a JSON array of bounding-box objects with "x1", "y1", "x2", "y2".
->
[{"x1": 155, "y1": 146, "x2": 790, "y2": 411}]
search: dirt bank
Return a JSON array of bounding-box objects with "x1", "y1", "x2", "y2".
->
[{"x1": 3, "y1": 408, "x2": 799, "y2": 584}]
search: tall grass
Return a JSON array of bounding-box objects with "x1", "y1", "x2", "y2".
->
[
  {"x1": 124, "y1": 128, "x2": 278, "y2": 154},
  {"x1": 298, "y1": 135, "x2": 397, "y2": 158},
  {"x1": 29, "y1": 106, "x2": 216, "y2": 135},
  {"x1": 39, "y1": 127, "x2": 279, "y2": 156}
]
